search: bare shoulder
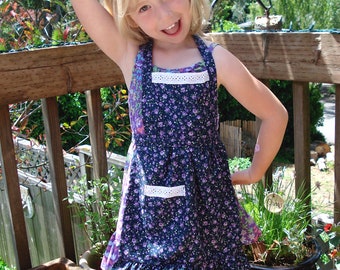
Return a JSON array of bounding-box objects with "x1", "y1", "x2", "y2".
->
[
  {"x1": 210, "y1": 44, "x2": 250, "y2": 88},
  {"x1": 212, "y1": 45, "x2": 241, "y2": 70}
]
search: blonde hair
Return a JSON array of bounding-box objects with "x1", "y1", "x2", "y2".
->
[{"x1": 101, "y1": 0, "x2": 211, "y2": 44}]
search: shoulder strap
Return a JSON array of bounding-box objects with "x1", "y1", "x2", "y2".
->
[{"x1": 193, "y1": 35, "x2": 217, "y2": 90}]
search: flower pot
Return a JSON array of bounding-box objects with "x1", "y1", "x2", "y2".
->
[{"x1": 249, "y1": 239, "x2": 322, "y2": 270}]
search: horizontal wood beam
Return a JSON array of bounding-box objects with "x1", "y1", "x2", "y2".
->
[
  {"x1": 209, "y1": 32, "x2": 340, "y2": 83},
  {"x1": 0, "y1": 32, "x2": 339, "y2": 106},
  {"x1": 0, "y1": 43, "x2": 124, "y2": 106}
]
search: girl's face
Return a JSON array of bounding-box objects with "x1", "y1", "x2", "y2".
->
[{"x1": 127, "y1": 0, "x2": 192, "y2": 44}]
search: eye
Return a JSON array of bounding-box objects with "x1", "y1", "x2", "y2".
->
[{"x1": 139, "y1": 4, "x2": 151, "y2": 13}]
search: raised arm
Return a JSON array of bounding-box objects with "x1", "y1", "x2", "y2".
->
[
  {"x1": 213, "y1": 46, "x2": 288, "y2": 185},
  {"x1": 71, "y1": 0, "x2": 133, "y2": 68}
]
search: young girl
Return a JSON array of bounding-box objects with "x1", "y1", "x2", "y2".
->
[{"x1": 71, "y1": 0, "x2": 288, "y2": 269}]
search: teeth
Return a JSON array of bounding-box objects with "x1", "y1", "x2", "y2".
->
[{"x1": 166, "y1": 23, "x2": 176, "y2": 30}]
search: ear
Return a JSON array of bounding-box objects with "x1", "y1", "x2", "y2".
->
[{"x1": 126, "y1": 16, "x2": 139, "y2": 28}]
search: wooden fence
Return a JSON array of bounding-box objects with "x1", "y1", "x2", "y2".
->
[
  {"x1": 220, "y1": 120, "x2": 257, "y2": 157},
  {"x1": 0, "y1": 32, "x2": 339, "y2": 269},
  {"x1": 0, "y1": 139, "x2": 126, "y2": 267}
]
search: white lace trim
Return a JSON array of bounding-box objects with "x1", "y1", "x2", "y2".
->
[
  {"x1": 151, "y1": 71, "x2": 209, "y2": 85},
  {"x1": 144, "y1": 185, "x2": 186, "y2": 198}
]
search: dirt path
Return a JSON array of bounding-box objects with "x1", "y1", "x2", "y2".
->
[{"x1": 284, "y1": 163, "x2": 335, "y2": 217}]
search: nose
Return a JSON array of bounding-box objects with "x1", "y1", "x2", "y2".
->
[{"x1": 158, "y1": 1, "x2": 174, "y2": 19}]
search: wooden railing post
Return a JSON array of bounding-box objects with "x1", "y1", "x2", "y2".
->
[
  {"x1": 0, "y1": 105, "x2": 32, "y2": 269},
  {"x1": 41, "y1": 97, "x2": 76, "y2": 262},
  {"x1": 85, "y1": 89, "x2": 108, "y2": 180},
  {"x1": 334, "y1": 84, "x2": 340, "y2": 223},
  {"x1": 293, "y1": 82, "x2": 311, "y2": 211}
]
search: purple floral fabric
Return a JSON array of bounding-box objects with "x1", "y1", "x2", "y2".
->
[{"x1": 101, "y1": 36, "x2": 258, "y2": 270}]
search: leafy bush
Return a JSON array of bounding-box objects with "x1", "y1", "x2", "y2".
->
[
  {"x1": 247, "y1": 0, "x2": 340, "y2": 30},
  {"x1": 12, "y1": 86, "x2": 131, "y2": 155},
  {"x1": 212, "y1": 0, "x2": 339, "y2": 31},
  {"x1": 100, "y1": 86, "x2": 131, "y2": 155},
  {"x1": 0, "y1": 0, "x2": 89, "y2": 51},
  {"x1": 67, "y1": 165, "x2": 123, "y2": 254},
  {"x1": 228, "y1": 156, "x2": 252, "y2": 173},
  {"x1": 0, "y1": 257, "x2": 14, "y2": 270}
]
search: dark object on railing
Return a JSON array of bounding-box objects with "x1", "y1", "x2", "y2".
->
[
  {"x1": 210, "y1": 0, "x2": 219, "y2": 10},
  {"x1": 256, "y1": 0, "x2": 272, "y2": 18}
]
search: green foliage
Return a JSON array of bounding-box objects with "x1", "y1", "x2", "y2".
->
[
  {"x1": 210, "y1": 0, "x2": 235, "y2": 31},
  {"x1": 218, "y1": 85, "x2": 255, "y2": 121},
  {"x1": 228, "y1": 156, "x2": 251, "y2": 174},
  {"x1": 211, "y1": 0, "x2": 233, "y2": 24},
  {"x1": 240, "y1": 167, "x2": 312, "y2": 266},
  {"x1": 316, "y1": 223, "x2": 340, "y2": 268},
  {"x1": 211, "y1": 0, "x2": 339, "y2": 30},
  {"x1": 0, "y1": 257, "x2": 14, "y2": 270},
  {"x1": 270, "y1": 81, "x2": 324, "y2": 161},
  {"x1": 10, "y1": 86, "x2": 131, "y2": 157},
  {"x1": 0, "y1": 0, "x2": 89, "y2": 52},
  {"x1": 58, "y1": 93, "x2": 88, "y2": 151},
  {"x1": 247, "y1": 0, "x2": 340, "y2": 30},
  {"x1": 100, "y1": 86, "x2": 131, "y2": 155},
  {"x1": 67, "y1": 165, "x2": 122, "y2": 254},
  {"x1": 211, "y1": 20, "x2": 241, "y2": 32}
]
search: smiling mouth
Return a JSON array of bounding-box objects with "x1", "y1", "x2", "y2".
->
[{"x1": 162, "y1": 20, "x2": 181, "y2": 35}]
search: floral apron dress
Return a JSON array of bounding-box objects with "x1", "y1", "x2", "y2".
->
[{"x1": 101, "y1": 35, "x2": 260, "y2": 270}]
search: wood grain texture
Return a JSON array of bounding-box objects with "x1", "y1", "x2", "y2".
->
[{"x1": 0, "y1": 33, "x2": 339, "y2": 106}]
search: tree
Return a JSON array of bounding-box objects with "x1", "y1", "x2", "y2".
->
[{"x1": 247, "y1": 0, "x2": 340, "y2": 30}]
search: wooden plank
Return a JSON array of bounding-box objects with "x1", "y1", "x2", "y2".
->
[
  {"x1": 0, "y1": 105, "x2": 31, "y2": 269},
  {"x1": 0, "y1": 33, "x2": 339, "y2": 106},
  {"x1": 40, "y1": 183, "x2": 65, "y2": 259},
  {"x1": 85, "y1": 90, "x2": 108, "y2": 179},
  {"x1": 0, "y1": 186, "x2": 16, "y2": 267},
  {"x1": 0, "y1": 43, "x2": 124, "y2": 105},
  {"x1": 24, "y1": 184, "x2": 63, "y2": 267},
  {"x1": 219, "y1": 122, "x2": 242, "y2": 158},
  {"x1": 41, "y1": 98, "x2": 76, "y2": 262},
  {"x1": 17, "y1": 169, "x2": 56, "y2": 265},
  {"x1": 292, "y1": 82, "x2": 311, "y2": 206},
  {"x1": 334, "y1": 84, "x2": 340, "y2": 223},
  {"x1": 209, "y1": 32, "x2": 340, "y2": 84},
  {"x1": 70, "y1": 206, "x2": 91, "y2": 259}
]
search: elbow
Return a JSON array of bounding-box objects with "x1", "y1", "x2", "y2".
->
[
  {"x1": 282, "y1": 107, "x2": 289, "y2": 126},
  {"x1": 275, "y1": 105, "x2": 289, "y2": 131}
]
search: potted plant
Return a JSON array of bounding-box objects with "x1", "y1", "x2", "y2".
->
[
  {"x1": 66, "y1": 165, "x2": 122, "y2": 269},
  {"x1": 315, "y1": 222, "x2": 340, "y2": 269},
  {"x1": 232, "y1": 160, "x2": 321, "y2": 269}
]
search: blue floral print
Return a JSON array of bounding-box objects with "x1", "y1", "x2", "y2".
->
[{"x1": 101, "y1": 36, "x2": 256, "y2": 270}]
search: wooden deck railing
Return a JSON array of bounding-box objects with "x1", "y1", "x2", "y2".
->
[{"x1": 0, "y1": 32, "x2": 339, "y2": 269}]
